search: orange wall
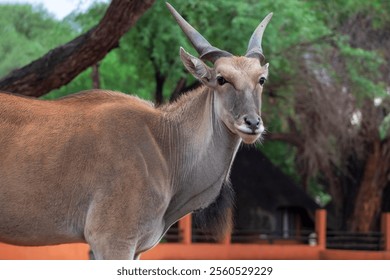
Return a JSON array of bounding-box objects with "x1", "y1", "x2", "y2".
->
[
  {"x1": 320, "y1": 249, "x2": 390, "y2": 260},
  {"x1": 141, "y1": 243, "x2": 320, "y2": 260},
  {"x1": 2, "y1": 242, "x2": 390, "y2": 260},
  {"x1": 0, "y1": 243, "x2": 89, "y2": 260}
]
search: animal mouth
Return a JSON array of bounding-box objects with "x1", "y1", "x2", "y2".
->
[
  {"x1": 234, "y1": 123, "x2": 264, "y2": 144},
  {"x1": 234, "y1": 123, "x2": 264, "y2": 136}
]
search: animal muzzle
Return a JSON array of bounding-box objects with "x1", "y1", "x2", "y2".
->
[
  {"x1": 240, "y1": 114, "x2": 264, "y2": 135},
  {"x1": 233, "y1": 114, "x2": 264, "y2": 144},
  {"x1": 244, "y1": 115, "x2": 260, "y2": 132}
]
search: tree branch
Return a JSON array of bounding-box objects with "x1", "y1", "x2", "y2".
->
[{"x1": 0, "y1": 0, "x2": 155, "y2": 97}]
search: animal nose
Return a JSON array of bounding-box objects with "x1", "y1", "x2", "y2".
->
[{"x1": 243, "y1": 115, "x2": 261, "y2": 131}]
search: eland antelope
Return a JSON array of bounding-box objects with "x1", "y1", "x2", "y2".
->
[{"x1": 0, "y1": 3, "x2": 272, "y2": 259}]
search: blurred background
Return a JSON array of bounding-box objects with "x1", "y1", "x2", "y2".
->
[{"x1": 0, "y1": 0, "x2": 389, "y2": 258}]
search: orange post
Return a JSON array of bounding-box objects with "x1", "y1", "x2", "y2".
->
[
  {"x1": 381, "y1": 213, "x2": 390, "y2": 251},
  {"x1": 178, "y1": 214, "x2": 192, "y2": 244},
  {"x1": 315, "y1": 209, "x2": 327, "y2": 250}
]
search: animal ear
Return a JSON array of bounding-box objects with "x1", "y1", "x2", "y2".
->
[{"x1": 180, "y1": 47, "x2": 214, "y2": 86}]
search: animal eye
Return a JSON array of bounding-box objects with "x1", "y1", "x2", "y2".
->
[
  {"x1": 259, "y1": 77, "x2": 266, "y2": 85},
  {"x1": 217, "y1": 76, "x2": 227, "y2": 86}
]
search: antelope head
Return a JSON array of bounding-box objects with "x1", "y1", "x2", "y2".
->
[{"x1": 167, "y1": 3, "x2": 272, "y2": 144}]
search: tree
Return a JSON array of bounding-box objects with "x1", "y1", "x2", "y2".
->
[
  {"x1": 0, "y1": 0, "x2": 155, "y2": 97},
  {"x1": 264, "y1": 0, "x2": 390, "y2": 231}
]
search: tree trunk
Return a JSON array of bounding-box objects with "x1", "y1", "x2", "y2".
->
[
  {"x1": 91, "y1": 63, "x2": 100, "y2": 89},
  {"x1": 0, "y1": 0, "x2": 155, "y2": 98},
  {"x1": 169, "y1": 80, "x2": 201, "y2": 102},
  {"x1": 169, "y1": 77, "x2": 186, "y2": 102},
  {"x1": 154, "y1": 70, "x2": 166, "y2": 105},
  {"x1": 349, "y1": 138, "x2": 390, "y2": 232}
]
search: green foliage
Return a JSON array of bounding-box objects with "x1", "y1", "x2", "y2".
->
[
  {"x1": 48, "y1": 0, "x2": 331, "y2": 101},
  {"x1": 308, "y1": 0, "x2": 390, "y2": 29},
  {"x1": 336, "y1": 37, "x2": 387, "y2": 100},
  {"x1": 307, "y1": 179, "x2": 332, "y2": 207},
  {"x1": 0, "y1": 4, "x2": 76, "y2": 78},
  {"x1": 380, "y1": 114, "x2": 390, "y2": 141}
]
